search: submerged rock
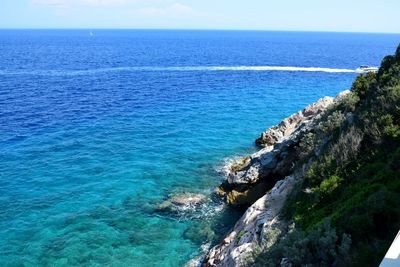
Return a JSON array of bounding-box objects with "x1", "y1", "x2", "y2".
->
[
  {"x1": 157, "y1": 192, "x2": 207, "y2": 212},
  {"x1": 184, "y1": 222, "x2": 215, "y2": 245}
]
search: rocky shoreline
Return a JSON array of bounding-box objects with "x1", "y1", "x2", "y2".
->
[{"x1": 202, "y1": 91, "x2": 350, "y2": 266}]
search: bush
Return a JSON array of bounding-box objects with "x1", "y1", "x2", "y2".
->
[
  {"x1": 389, "y1": 148, "x2": 400, "y2": 171},
  {"x1": 330, "y1": 126, "x2": 363, "y2": 166},
  {"x1": 318, "y1": 175, "x2": 343, "y2": 198},
  {"x1": 351, "y1": 72, "x2": 377, "y2": 99},
  {"x1": 335, "y1": 92, "x2": 360, "y2": 112},
  {"x1": 297, "y1": 132, "x2": 316, "y2": 161},
  {"x1": 316, "y1": 111, "x2": 345, "y2": 135},
  {"x1": 378, "y1": 55, "x2": 400, "y2": 87},
  {"x1": 255, "y1": 220, "x2": 351, "y2": 267}
]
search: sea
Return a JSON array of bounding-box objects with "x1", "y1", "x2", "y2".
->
[{"x1": 0, "y1": 30, "x2": 399, "y2": 266}]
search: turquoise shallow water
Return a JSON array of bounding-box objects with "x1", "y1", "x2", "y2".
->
[{"x1": 0, "y1": 30, "x2": 399, "y2": 266}]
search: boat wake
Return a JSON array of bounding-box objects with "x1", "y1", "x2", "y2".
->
[
  {"x1": 167, "y1": 66, "x2": 356, "y2": 73},
  {"x1": 0, "y1": 66, "x2": 358, "y2": 76}
]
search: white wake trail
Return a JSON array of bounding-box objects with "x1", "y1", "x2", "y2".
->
[
  {"x1": 0, "y1": 66, "x2": 357, "y2": 76},
  {"x1": 161, "y1": 66, "x2": 356, "y2": 73}
]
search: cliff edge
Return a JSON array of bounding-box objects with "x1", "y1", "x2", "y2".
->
[{"x1": 204, "y1": 44, "x2": 400, "y2": 267}]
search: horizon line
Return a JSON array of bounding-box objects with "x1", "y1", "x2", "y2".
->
[{"x1": 0, "y1": 28, "x2": 399, "y2": 35}]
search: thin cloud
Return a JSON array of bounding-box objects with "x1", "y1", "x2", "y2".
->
[
  {"x1": 29, "y1": 0, "x2": 206, "y2": 18},
  {"x1": 30, "y1": 0, "x2": 140, "y2": 7},
  {"x1": 138, "y1": 3, "x2": 205, "y2": 18}
]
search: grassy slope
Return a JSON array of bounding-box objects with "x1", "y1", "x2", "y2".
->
[{"x1": 255, "y1": 45, "x2": 400, "y2": 267}]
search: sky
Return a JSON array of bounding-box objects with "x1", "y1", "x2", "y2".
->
[{"x1": 0, "y1": 0, "x2": 399, "y2": 33}]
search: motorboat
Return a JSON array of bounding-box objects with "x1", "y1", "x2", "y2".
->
[{"x1": 355, "y1": 65, "x2": 379, "y2": 73}]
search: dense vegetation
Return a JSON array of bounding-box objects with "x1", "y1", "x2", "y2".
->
[{"x1": 256, "y1": 45, "x2": 400, "y2": 266}]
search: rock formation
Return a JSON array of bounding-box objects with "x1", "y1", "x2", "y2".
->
[
  {"x1": 206, "y1": 175, "x2": 298, "y2": 267},
  {"x1": 217, "y1": 95, "x2": 338, "y2": 207},
  {"x1": 255, "y1": 96, "x2": 335, "y2": 147},
  {"x1": 205, "y1": 92, "x2": 350, "y2": 266}
]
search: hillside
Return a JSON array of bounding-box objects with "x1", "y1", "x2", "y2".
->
[{"x1": 205, "y1": 44, "x2": 400, "y2": 266}]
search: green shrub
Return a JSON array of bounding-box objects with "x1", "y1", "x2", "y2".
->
[
  {"x1": 236, "y1": 230, "x2": 246, "y2": 242},
  {"x1": 336, "y1": 92, "x2": 360, "y2": 112},
  {"x1": 318, "y1": 175, "x2": 343, "y2": 198},
  {"x1": 297, "y1": 132, "x2": 316, "y2": 161},
  {"x1": 351, "y1": 72, "x2": 377, "y2": 99},
  {"x1": 330, "y1": 126, "x2": 363, "y2": 166},
  {"x1": 389, "y1": 148, "x2": 400, "y2": 171},
  {"x1": 316, "y1": 111, "x2": 345, "y2": 135},
  {"x1": 255, "y1": 220, "x2": 351, "y2": 267}
]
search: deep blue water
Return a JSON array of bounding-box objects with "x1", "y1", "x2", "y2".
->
[{"x1": 0, "y1": 30, "x2": 399, "y2": 266}]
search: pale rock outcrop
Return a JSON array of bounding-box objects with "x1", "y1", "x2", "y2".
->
[
  {"x1": 255, "y1": 96, "x2": 335, "y2": 147},
  {"x1": 205, "y1": 175, "x2": 299, "y2": 267}
]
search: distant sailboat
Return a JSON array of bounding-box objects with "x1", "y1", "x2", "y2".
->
[{"x1": 89, "y1": 31, "x2": 94, "y2": 37}]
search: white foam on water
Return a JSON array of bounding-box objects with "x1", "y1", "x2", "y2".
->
[
  {"x1": 175, "y1": 200, "x2": 225, "y2": 222},
  {"x1": 164, "y1": 66, "x2": 356, "y2": 73},
  {"x1": 214, "y1": 157, "x2": 235, "y2": 177},
  {"x1": 0, "y1": 66, "x2": 357, "y2": 76},
  {"x1": 185, "y1": 242, "x2": 212, "y2": 267},
  {"x1": 215, "y1": 154, "x2": 251, "y2": 178}
]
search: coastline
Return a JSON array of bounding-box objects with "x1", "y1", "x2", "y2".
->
[{"x1": 199, "y1": 90, "x2": 351, "y2": 266}]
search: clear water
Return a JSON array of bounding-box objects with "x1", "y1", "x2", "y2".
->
[{"x1": 0, "y1": 30, "x2": 399, "y2": 266}]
